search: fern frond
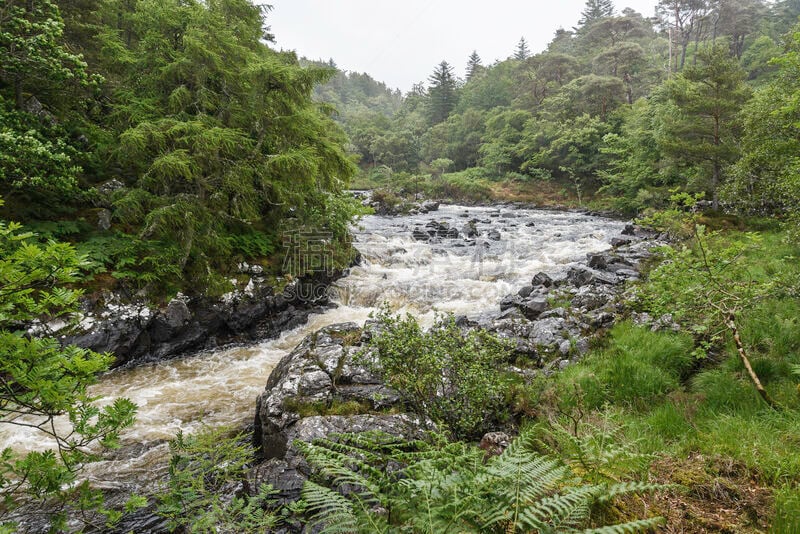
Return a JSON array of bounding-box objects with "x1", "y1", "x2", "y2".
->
[
  {"x1": 294, "y1": 440, "x2": 383, "y2": 502},
  {"x1": 514, "y1": 485, "x2": 599, "y2": 531},
  {"x1": 301, "y1": 481, "x2": 359, "y2": 534}
]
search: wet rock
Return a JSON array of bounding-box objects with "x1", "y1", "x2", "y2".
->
[
  {"x1": 571, "y1": 286, "x2": 614, "y2": 311},
  {"x1": 499, "y1": 294, "x2": 524, "y2": 312},
  {"x1": 519, "y1": 297, "x2": 548, "y2": 320},
  {"x1": 566, "y1": 266, "x2": 620, "y2": 287},
  {"x1": 420, "y1": 200, "x2": 440, "y2": 213},
  {"x1": 247, "y1": 414, "x2": 426, "y2": 502},
  {"x1": 540, "y1": 307, "x2": 567, "y2": 319},
  {"x1": 586, "y1": 252, "x2": 609, "y2": 270},
  {"x1": 97, "y1": 178, "x2": 125, "y2": 196},
  {"x1": 63, "y1": 272, "x2": 341, "y2": 368},
  {"x1": 97, "y1": 209, "x2": 112, "y2": 231},
  {"x1": 412, "y1": 228, "x2": 431, "y2": 241},
  {"x1": 253, "y1": 323, "x2": 406, "y2": 461},
  {"x1": 518, "y1": 285, "x2": 534, "y2": 298},
  {"x1": 531, "y1": 272, "x2": 554, "y2": 288},
  {"x1": 611, "y1": 237, "x2": 633, "y2": 247},
  {"x1": 461, "y1": 220, "x2": 479, "y2": 238},
  {"x1": 480, "y1": 432, "x2": 511, "y2": 459},
  {"x1": 622, "y1": 223, "x2": 636, "y2": 236},
  {"x1": 487, "y1": 229, "x2": 502, "y2": 241},
  {"x1": 615, "y1": 267, "x2": 640, "y2": 278},
  {"x1": 528, "y1": 317, "x2": 569, "y2": 348}
]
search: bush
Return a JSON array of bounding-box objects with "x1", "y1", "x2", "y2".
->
[
  {"x1": 362, "y1": 310, "x2": 513, "y2": 440},
  {"x1": 156, "y1": 426, "x2": 280, "y2": 533}
]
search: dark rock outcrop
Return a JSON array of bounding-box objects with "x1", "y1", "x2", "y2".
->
[{"x1": 61, "y1": 271, "x2": 345, "y2": 368}]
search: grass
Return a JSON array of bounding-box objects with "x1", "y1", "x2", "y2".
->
[{"x1": 535, "y1": 222, "x2": 800, "y2": 532}]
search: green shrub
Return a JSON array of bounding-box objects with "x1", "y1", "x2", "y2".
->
[
  {"x1": 156, "y1": 426, "x2": 280, "y2": 533},
  {"x1": 362, "y1": 309, "x2": 513, "y2": 440}
]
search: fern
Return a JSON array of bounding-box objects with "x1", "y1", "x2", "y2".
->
[
  {"x1": 301, "y1": 481, "x2": 364, "y2": 534},
  {"x1": 296, "y1": 428, "x2": 665, "y2": 533}
]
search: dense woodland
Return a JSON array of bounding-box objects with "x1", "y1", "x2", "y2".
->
[
  {"x1": 2, "y1": 0, "x2": 800, "y2": 532},
  {"x1": 319, "y1": 0, "x2": 800, "y2": 226}
]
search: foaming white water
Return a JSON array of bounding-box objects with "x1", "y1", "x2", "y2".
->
[{"x1": 0, "y1": 205, "x2": 624, "y2": 487}]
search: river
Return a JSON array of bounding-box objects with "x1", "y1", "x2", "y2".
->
[{"x1": 1, "y1": 204, "x2": 625, "y2": 495}]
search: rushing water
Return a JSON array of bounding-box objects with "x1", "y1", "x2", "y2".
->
[{"x1": 1, "y1": 205, "x2": 625, "y2": 491}]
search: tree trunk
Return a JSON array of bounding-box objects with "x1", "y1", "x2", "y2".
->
[{"x1": 726, "y1": 313, "x2": 778, "y2": 409}]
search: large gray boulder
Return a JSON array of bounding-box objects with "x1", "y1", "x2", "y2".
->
[{"x1": 253, "y1": 323, "x2": 403, "y2": 461}]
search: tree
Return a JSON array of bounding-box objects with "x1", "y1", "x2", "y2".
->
[
  {"x1": 0, "y1": 0, "x2": 90, "y2": 110},
  {"x1": 514, "y1": 37, "x2": 531, "y2": 60},
  {"x1": 726, "y1": 24, "x2": 800, "y2": 227},
  {"x1": 0, "y1": 205, "x2": 137, "y2": 531},
  {"x1": 427, "y1": 60, "x2": 458, "y2": 124},
  {"x1": 656, "y1": 0, "x2": 712, "y2": 72},
  {"x1": 713, "y1": 0, "x2": 767, "y2": 58},
  {"x1": 108, "y1": 0, "x2": 356, "y2": 292},
  {"x1": 659, "y1": 46, "x2": 750, "y2": 209},
  {"x1": 578, "y1": 0, "x2": 616, "y2": 29},
  {"x1": 558, "y1": 74, "x2": 626, "y2": 120},
  {"x1": 466, "y1": 50, "x2": 483, "y2": 80},
  {"x1": 593, "y1": 42, "x2": 646, "y2": 102}
]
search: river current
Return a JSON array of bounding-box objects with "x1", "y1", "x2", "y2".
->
[{"x1": 1, "y1": 204, "x2": 625, "y2": 492}]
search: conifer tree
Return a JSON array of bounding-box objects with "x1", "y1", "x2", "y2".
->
[
  {"x1": 427, "y1": 60, "x2": 458, "y2": 124},
  {"x1": 466, "y1": 50, "x2": 483, "y2": 80},
  {"x1": 514, "y1": 37, "x2": 531, "y2": 60},
  {"x1": 660, "y1": 46, "x2": 750, "y2": 209},
  {"x1": 578, "y1": 0, "x2": 616, "y2": 28}
]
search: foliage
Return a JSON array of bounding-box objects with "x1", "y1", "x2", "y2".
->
[
  {"x1": 361, "y1": 309, "x2": 513, "y2": 440},
  {"x1": 638, "y1": 225, "x2": 775, "y2": 341},
  {"x1": 0, "y1": 210, "x2": 137, "y2": 531},
  {"x1": 0, "y1": 0, "x2": 92, "y2": 110},
  {"x1": 658, "y1": 46, "x2": 751, "y2": 208},
  {"x1": 725, "y1": 24, "x2": 800, "y2": 233},
  {"x1": 553, "y1": 322, "x2": 695, "y2": 410},
  {"x1": 156, "y1": 426, "x2": 281, "y2": 533},
  {"x1": 296, "y1": 429, "x2": 664, "y2": 533}
]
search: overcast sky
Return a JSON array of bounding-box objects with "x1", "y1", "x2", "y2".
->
[{"x1": 269, "y1": 1, "x2": 662, "y2": 92}]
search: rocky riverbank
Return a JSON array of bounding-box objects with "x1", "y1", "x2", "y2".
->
[{"x1": 32, "y1": 269, "x2": 348, "y2": 368}]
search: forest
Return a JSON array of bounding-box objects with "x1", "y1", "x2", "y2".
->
[{"x1": 1, "y1": 0, "x2": 800, "y2": 532}]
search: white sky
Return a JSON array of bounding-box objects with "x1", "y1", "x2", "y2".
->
[{"x1": 269, "y1": 1, "x2": 662, "y2": 92}]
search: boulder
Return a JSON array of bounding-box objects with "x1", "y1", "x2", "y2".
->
[
  {"x1": 566, "y1": 266, "x2": 619, "y2": 287},
  {"x1": 531, "y1": 272, "x2": 554, "y2": 288},
  {"x1": 246, "y1": 414, "x2": 427, "y2": 502},
  {"x1": 519, "y1": 297, "x2": 548, "y2": 320},
  {"x1": 586, "y1": 252, "x2": 610, "y2": 270},
  {"x1": 253, "y1": 323, "x2": 404, "y2": 461}
]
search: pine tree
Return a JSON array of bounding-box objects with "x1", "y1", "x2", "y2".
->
[
  {"x1": 578, "y1": 0, "x2": 616, "y2": 28},
  {"x1": 466, "y1": 50, "x2": 483, "y2": 80},
  {"x1": 660, "y1": 46, "x2": 751, "y2": 209},
  {"x1": 427, "y1": 60, "x2": 458, "y2": 124},
  {"x1": 514, "y1": 37, "x2": 531, "y2": 60}
]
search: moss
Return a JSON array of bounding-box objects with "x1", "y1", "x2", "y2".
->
[{"x1": 281, "y1": 398, "x2": 373, "y2": 418}]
